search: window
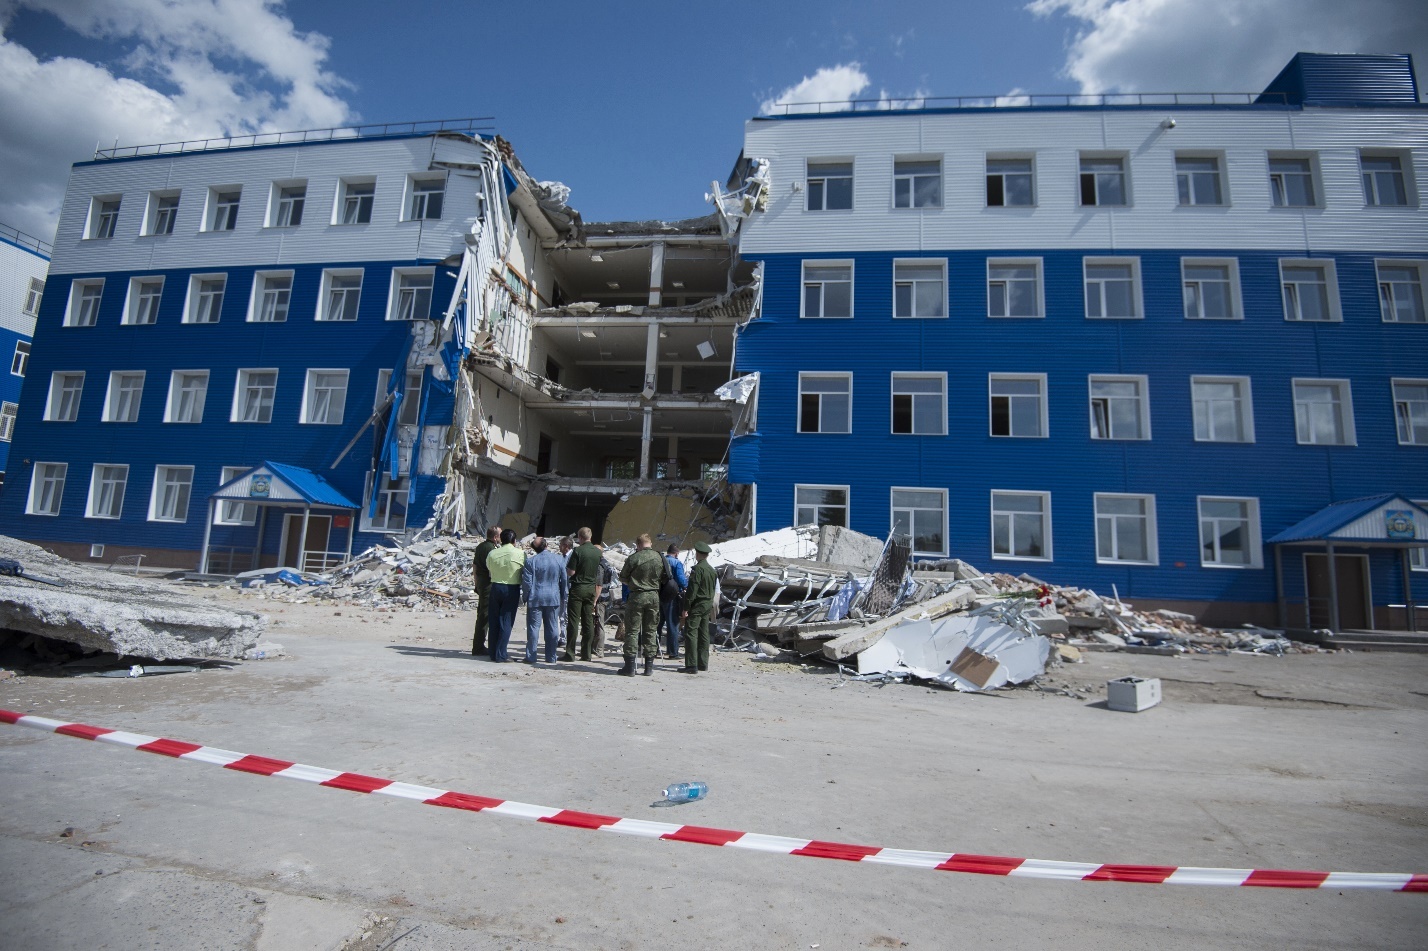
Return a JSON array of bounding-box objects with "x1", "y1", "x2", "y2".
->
[
  {"x1": 216, "y1": 466, "x2": 259, "y2": 526},
  {"x1": 991, "y1": 491, "x2": 1051, "y2": 560},
  {"x1": 986, "y1": 157, "x2": 1034, "y2": 207},
  {"x1": 1191, "y1": 377, "x2": 1254, "y2": 443},
  {"x1": 27, "y1": 462, "x2": 66, "y2": 515},
  {"x1": 46, "y1": 372, "x2": 84, "y2": 421},
  {"x1": 390, "y1": 269, "x2": 434, "y2": 320},
  {"x1": 1280, "y1": 261, "x2": 1339, "y2": 322},
  {"x1": 987, "y1": 260, "x2": 1042, "y2": 318},
  {"x1": 1079, "y1": 155, "x2": 1127, "y2": 206},
  {"x1": 145, "y1": 191, "x2": 180, "y2": 235},
  {"x1": 86, "y1": 464, "x2": 129, "y2": 519},
  {"x1": 366, "y1": 473, "x2": 409, "y2": 532},
  {"x1": 795, "y1": 485, "x2": 849, "y2": 527},
  {"x1": 1361, "y1": 153, "x2": 1409, "y2": 206},
  {"x1": 149, "y1": 466, "x2": 194, "y2": 522},
  {"x1": 1293, "y1": 379, "x2": 1355, "y2": 446},
  {"x1": 891, "y1": 488, "x2": 947, "y2": 556},
  {"x1": 166, "y1": 370, "x2": 209, "y2": 423},
  {"x1": 1377, "y1": 261, "x2": 1426, "y2": 323},
  {"x1": 0, "y1": 401, "x2": 14, "y2": 441},
  {"x1": 1084, "y1": 258, "x2": 1140, "y2": 319},
  {"x1": 186, "y1": 274, "x2": 226, "y2": 324},
  {"x1": 272, "y1": 182, "x2": 306, "y2": 227},
  {"x1": 65, "y1": 279, "x2": 103, "y2": 327},
  {"x1": 207, "y1": 188, "x2": 240, "y2": 231},
  {"x1": 1268, "y1": 154, "x2": 1317, "y2": 207},
  {"x1": 103, "y1": 371, "x2": 144, "y2": 422},
  {"x1": 802, "y1": 262, "x2": 852, "y2": 318},
  {"x1": 1089, "y1": 375, "x2": 1150, "y2": 440},
  {"x1": 302, "y1": 369, "x2": 348, "y2": 425},
  {"x1": 989, "y1": 374, "x2": 1047, "y2": 438},
  {"x1": 1175, "y1": 155, "x2": 1225, "y2": 206},
  {"x1": 408, "y1": 175, "x2": 446, "y2": 220},
  {"x1": 376, "y1": 369, "x2": 422, "y2": 425},
  {"x1": 1413, "y1": 500, "x2": 1428, "y2": 572},
  {"x1": 233, "y1": 369, "x2": 278, "y2": 423},
  {"x1": 1182, "y1": 259, "x2": 1240, "y2": 320},
  {"x1": 338, "y1": 179, "x2": 375, "y2": 224},
  {"x1": 1198, "y1": 497, "x2": 1261, "y2": 568},
  {"x1": 125, "y1": 277, "x2": 163, "y2": 325},
  {"x1": 798, "y1": 373, "x2": 852, "y2": 433},
  {"x1": 88, "y1": 197, "x2": 121, "y2": 239},
  {"x1": 806, "y1": 161, "x2": 853, "y2": 211},
  {"x1": 319, "y1": 270, "x2": 362, "y2": 321},
  {"x1": 893, "y1": 159, "x2": 941, "y2": 208},
  {"x1": 891, "y1": 373, "x2": 946, "y2": 434},
  {"x1": 1393, "y1": 379, "x2": 1428, "y2": 446},
  {"x1": 11, "y1": 340, "x2": 29, "y2": 376},
  {"x1": 1095, "y1": 494, "x2": 1157, "y2": 564},
  {"x1": 893, "y1": 260, "x2": 946, "y2": 318},
  {"x1": 250, "y1": 272, "x2": 292, "y2": 323},
  {"x1": 24, "y1": 277, "x2": 44, "y2": 316}
]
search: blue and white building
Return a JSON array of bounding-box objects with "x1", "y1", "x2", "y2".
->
[
  {"x1": 726, "y1": 53, "x2": 1428, "y2": 630},
  {"x1": 0, "y1": 223, "x2": 50, "y2": 488}
]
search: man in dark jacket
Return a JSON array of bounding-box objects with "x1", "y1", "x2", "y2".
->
[
  {"x1": 471, "y1": 525, "x2": 501, "y2": 655},
  {"x1": 658, "y1": 544, "x2": 688, "y2": 660}
]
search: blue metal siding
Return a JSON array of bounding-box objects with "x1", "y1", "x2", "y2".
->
[
  {"x1": 0, "y1": 325, "x2": 29, "y2": 476},
  {"x1": 1261, "y1": 53, "x2": 1419, "y2": 107},
  {"x1": 737, "y1": 248, "x2": 1428, "y2": 606}
]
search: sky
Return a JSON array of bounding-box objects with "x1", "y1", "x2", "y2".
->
[{"x1": 1, "y1": 0, "x2": 1425, "y2": 242}]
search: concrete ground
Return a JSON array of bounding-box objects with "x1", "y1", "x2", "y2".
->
[{"x1": 1, "y1": 586, "x2": 1425, "y2": 950}]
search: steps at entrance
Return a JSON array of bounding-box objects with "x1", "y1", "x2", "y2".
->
[{"x1": 1321, "y1": 630, "x2": 1428, "y2": 653}]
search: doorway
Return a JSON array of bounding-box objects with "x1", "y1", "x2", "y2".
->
[
  {"x1": 1304, "y1": 552, "x2": 1372, "y2": 630},
  {"x1": 281, "y1": 513, "x2": 331, "y2": 571}
]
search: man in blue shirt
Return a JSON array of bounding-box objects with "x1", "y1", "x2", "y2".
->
[
  {"x1": 658, "y1": 543, "x2": 688, "y2": 660},
  {"x1": 522, "y1": 537, "x2": 568, "y2": 663}
]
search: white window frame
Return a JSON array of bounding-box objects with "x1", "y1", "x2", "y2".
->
[
  {"x1": 376, "y1": 369, "x2": 422, "y2": 426},
  {"x1": 267, "y1": 180, "x2": 307, "y2": 228},
  {"x1": 215, "y1": 466, "x2": 259, "y2": 526},
  {"x1": 248, "y1": 271, "x2": 294, "y2": 323},
  {"x1": 1094, "y1": 493, "x2": 1158, "y2": 565},
  {"x1": 1376, "y1": 259, "x2": 1427, "y2": 324},
  {"x1": 388, "y1": 267, "x2": 435, "y2": 321},
  {"x1": 1190, "y1": 376, "x2": 1255, "y2": 444},
  {"x1": 806, "y1": 159, "x2": 853, "y2": 211},
  {"x1": 893, "y1": 157, "x2": 942, "y2": 209},
  {"x1": 405, "y1": 174, "x2": 447, "y2": 221},
  {"x1": 165, "y1": 370, "x2": 209, "y2": 424},
  {"x1": 1089, "y1": 374, "x2": 1151, "y2": 441},
  {"x1": 123, "y1": 276, "x2": 164, "y2": 326},
  {"x1": 361, "y1": 471, "x2": 410, "y2": 533},
  {"x1": 1174, "y1": 153, "x2": 1227, "y2": 207},
  {"x1": 317, "y1": 269, "x2": 363, "y2": 321},
  {"x1": 65, "y1": 279, "x2": 104, "y2": 327},
  {"x1": 794, "y1": 484, "x2": 850, "y2": 528},
  {"x1": 891, "y1": 372, "x2": 947, "y2": 435},
  {"x1": 1181, "y1": 257, "x2": 1243, "y2": 320},
  {"x1": 1079, "y1": 153, "x2": 1130, "y2": 207},
  {"x1": 102, "y1": 370, "x2": 144, "y2": 423},
  {"x1": 86, "y1": 464, "x2": 129, "y2": 520},
  {"x1": 1360, "y1": 150, "x2": 1414, "y2": 207},
  {"x1": 23, "y1": 277, "x2": 44, "y2": 316},
  {"x1": 1197, "y1": 496, "x2": 1262, "y2": 569},
  {"x1": 335, "y1": 177, "x2": 376, "y2": 225},
  {"x1": 1279, "y1": 259, "x2": 1341, "y2": 323},
  {"x1": 204, "y1": 186, "x2": 241, "y2": 232},
  {"x1": 301, "y1": 368, "x2": 349, "y2": 425},
  {"x1": 1392, "y1": 378, "x2": 1428, "y2": 446},
  {"x1": 797, "y1": 372, "x2": 853, "y2": 434},
  {"x1": 148, "y1": 465, "x2": 195, "y2": 523},
  {"x1": 1292, "y1": 378, "x2": 1356, "y2": 446},
  {"x1": 985, "y1": 155, "x2": 1035, "y2": 208},
  {"x1": 800, "y1": 260, "x2": 853, "y2": 319},
  {"x1": 87, "y1": 195, "x2": 121, "y2": 240},
  {"x1": 990, "y1": 490, "x2": 1052, "y2": 562},
  {"x1": 11, "y1": 340, "x2": 30, "y2": 376},
  {"x1": 27, "y1": 462, "x2": 67, "y2": 516},
  {"x1": 184, "y1": 273, "x2": 226, "y2": 324},
  {"x1": 1413, "y1": 500, "x2": 1428, "y2": 571},
  {"x1": 893, "y1": 259, "x2": 947, "y2": 319},
  {"x1": 988, "y1": 373, "x2": 1048, "y2": 438},
  {"x1": 0, "y1": 400, "x2": 15, "y2": 441},
  {"x1": 1267, "y1": 152, "x2": 1320, "y2": 208},
  {"x1": 45, "y1": 371, "x2": 84, "y2": 421},
  {"x1": 232, "y1": 368, "x2": 279, "y2": 424},
  {"x1": 890, "y1": 486, "x2": 949, "y2": 557},
  {"x1": 142, "y1": 190, "x2": 181, "y2": 236},
  {"x1": 1083, "y1": 257, "x2": 1142, "y2": 320},
  {"x1": 987, "y1": 258, "x2": 1043, "y2": 319}
]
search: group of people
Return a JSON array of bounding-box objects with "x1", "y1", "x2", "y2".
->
[{"x1": 470, "y1": 526, "x2": 718, "y2": 677}]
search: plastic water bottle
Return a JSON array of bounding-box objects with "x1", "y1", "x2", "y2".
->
[{"x1": 662, "y1": 781, "x2": 708, "y2": 803}]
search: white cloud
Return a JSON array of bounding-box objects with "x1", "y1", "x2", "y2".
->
[
  {"x1": 760, "y1": 63, "x2": 870, "y2": 114},
  {"x1": 1029, "y1": 0, "x2": 1428, "y2": 96},
  {"x1": 0, "y1": 0, "x2": 353, "y2": 241}
]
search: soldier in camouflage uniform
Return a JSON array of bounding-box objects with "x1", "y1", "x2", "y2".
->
[
  {"x1": 618, "y1": 533, "x2": 668, "y2": 676},
  {"x1": 681, "y1": 541, "x2": 718, "y2": 673}
]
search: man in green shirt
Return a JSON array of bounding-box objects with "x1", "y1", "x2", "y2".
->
[
  {"x1": 619, "y1": 533, "x2": 669, "y2": 677},
  {"x1": 485, "y1": 529, "x2": 526, "y2": 662},
  {"x1": 471, "y1": 525, "x2": 501, "y2": 655},
  {"x1": 564, "y1": 526, "x2": 604, "y2": 662},
  {"x1": 681, "y1": 541, "x2": 719, "y2": 673}
]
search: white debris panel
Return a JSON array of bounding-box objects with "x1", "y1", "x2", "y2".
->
[{"x1": 855, "y1": 613, "x2": 1051, "y2": 692}]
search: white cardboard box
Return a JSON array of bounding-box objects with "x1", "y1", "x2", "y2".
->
[{"x1": 1106, "y1": 676, "x2": 1162, "y2": 712}]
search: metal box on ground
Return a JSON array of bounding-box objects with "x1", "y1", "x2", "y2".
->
[{"x1": 1107, "y1": 676, "x2": 1162, "y2": 712}]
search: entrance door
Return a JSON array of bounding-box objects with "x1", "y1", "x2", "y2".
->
[
  {"x1": 1304, "y1": 553, "x2": 1371, "y2": 630},
  {"x1": 281, "y1": 513, "x2": 332, "y2": 571}
]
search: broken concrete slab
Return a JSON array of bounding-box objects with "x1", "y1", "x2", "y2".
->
[
  {"x1": 0, "y1": 535, "x2": 266, "y2": 660},
  {"x1": 815, "y1": 525, "x2": 883, "y2": 572},
  {"x1": 819, "y1": 586, "x2": 976, "y2": 661}
]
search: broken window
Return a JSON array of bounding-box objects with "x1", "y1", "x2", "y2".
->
[
  {"x1": 321, "y1": 271, "x2": 362, "y2": 321},
  {"x1": 891, "y1": 374, "x2": 945, "y2": 434},
  {"x1": 989, "y1": 375, "x2": 1046, "y2": 438},
  {"x1": 987, "y1": 261, "x2": 1040, "y2": 318},
  {"x1": 992, "y1": 491, "x2": 1050, "y2": 560},
  {"x1": 367, "y1": 473, "x2": 409, "y2": 532},
  {"x1": 87, "y1": 464, "x2": 129, "y2": 519},
  {"x1": 303, "y1": 369, "x2": 348, "y2": 425},
  {"x1": 893, "y1": 159, "x2": 941, "y2": 208},
  {"x1": 795, "y1": 485, "x2": 848, "y2": 527},
  {"x1": 376, "y1": 369, "x2": 422, "y2": 425},
  {"x1": 798, "y1": 373, "x2": 851, "y2": 434},
  {"x1": 1175, "y1": 155, "x2": 1224, "y2": 206},
  {"x1": 216, "y1": 466, "x2": 258, "y2": 526},
  {"x1": 806, "y1": 161, "x2": 853, "y2": 211},
  {"x1": 28, "y1": 462, "x2": 66, "y2": 515},
  {"x1": 1095, "y1": 494, "x2": 1156, "y2": 564},
  {"x1": 126, "y1": 277, "x2": 164, "y2": 325},
  {"x1": 1079, "y1": 155, "x2": 1127, "y2": 206},
  {"x1": 47, "y1": 372, "x2": 84, "y2": 421},
  {"x1": 103, "y1": 371, "x2": 144, "y2": 422},
  {"x1": 166, "y1": 370, "x2": 209, "y2": 424},
  {"x1": 187, "y1": 275, "x2": 225, "y2": 324},
  {"x1": 802, "y1": 262, "x2": 852, "y2": 318},
  {"x1": 1392, "y1": 379, "x2": 1428, "y2": 445},
  {"x1": 1084, "y1": 260, "x2": 1139, "y2": 319},
  {"x1": 234, "y1": 369, "x2": 278, "y2": 424},
  {"x1": 986, "y1": 158, "x2": 1034, "y2": 207},
  {"x1": 1361, "y1": 153, "x2": 1409, "y2": 206},
  {"x1": 339, "y1": 179, "x2": 375, "y2": 224},
  {"x1": 1293, "y1": 379, "x2": 1354, "y2": 445},
  {"x1": 891, "y1": 488, "x2": 946, "y2": 556},
  {"x1": 66, "y1": 279, "x2": 104, "y2": 327},
  {"x1": 605, "y1": 460, "x2": 638, "y2": 480},
  {"x1": 209, "y1": 188, "x2": 241, "y2": 231},
  {"x1": 251, "y1": 273, "x2": 292, "y2": 322},
  {"x1": 893, "y1": 261, "x2": 945, "y2": 318},
  {"x1": 1268, "y1": 155, "x2": 1316, "y2": 207},
  {"x1": 1281, "y1": 262, "x2": 1336, "y2": 322},
  {"x1": 1199, "y1": 497, "x2": 1258, "y2": 568},
  {"x1": 1089, "y1": 376, "x2": 1149, "y2": 440},
  {"x1": 1183, "y1": 260, "x2": 1237, "y2": 319},
  {"x1": 1191, "y1": 377, "x2": 1252, "y2": 443},
  {"x1": 149, "y1": 466, "x2": 194, "y2": 523},
  {"x1": 1377, "y1": 262, "x2": 1425, "y2": 323}
]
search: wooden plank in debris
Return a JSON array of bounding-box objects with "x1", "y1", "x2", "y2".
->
[{"x1": 819, "y1": 586, "x2": 975, "y2": 661}]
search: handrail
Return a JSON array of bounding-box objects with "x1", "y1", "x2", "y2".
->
[
  {"x1": 765, "y1": 91, "x2": 1290, "y2": 116},
  {"x1": 0, "y1": 222, "x2": 53, "y2": 256},
  {"x1": 93, "y1": 117, "x2": 496, "y2": 161}
]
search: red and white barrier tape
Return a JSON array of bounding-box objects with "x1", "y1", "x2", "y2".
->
[{"x1": 3, "y1": 709, "x2": 1424, "y2": 892}]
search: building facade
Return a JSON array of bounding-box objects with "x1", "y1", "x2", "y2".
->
[
  {"x1": 0, "y1": 223, "x2": 50, "y2": 487},
  {"x1": 728, "y1": 53, "x2": 1428, "y2": 627}
]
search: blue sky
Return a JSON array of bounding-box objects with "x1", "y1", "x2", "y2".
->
[{"x1": 1, "y1": 0, "x2": 1424, "y2": 238}]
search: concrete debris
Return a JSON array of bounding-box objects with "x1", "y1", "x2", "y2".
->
[{"x1": 0, "y1": 534, "x2": 266, "y2": 661}]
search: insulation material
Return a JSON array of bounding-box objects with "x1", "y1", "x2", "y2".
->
[
  {"x1": 603, "y1": 494, "x2": 714, "y2": 547},
  {"x1": 855, "y1": 614, "x2": 1050, "y2": 693},
  {"x1": 702, "y1": 526, "x2": 818, "y2": 569},
  {"x1": 715, "y1": 373, "x2": 759, "y2": 404}
]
